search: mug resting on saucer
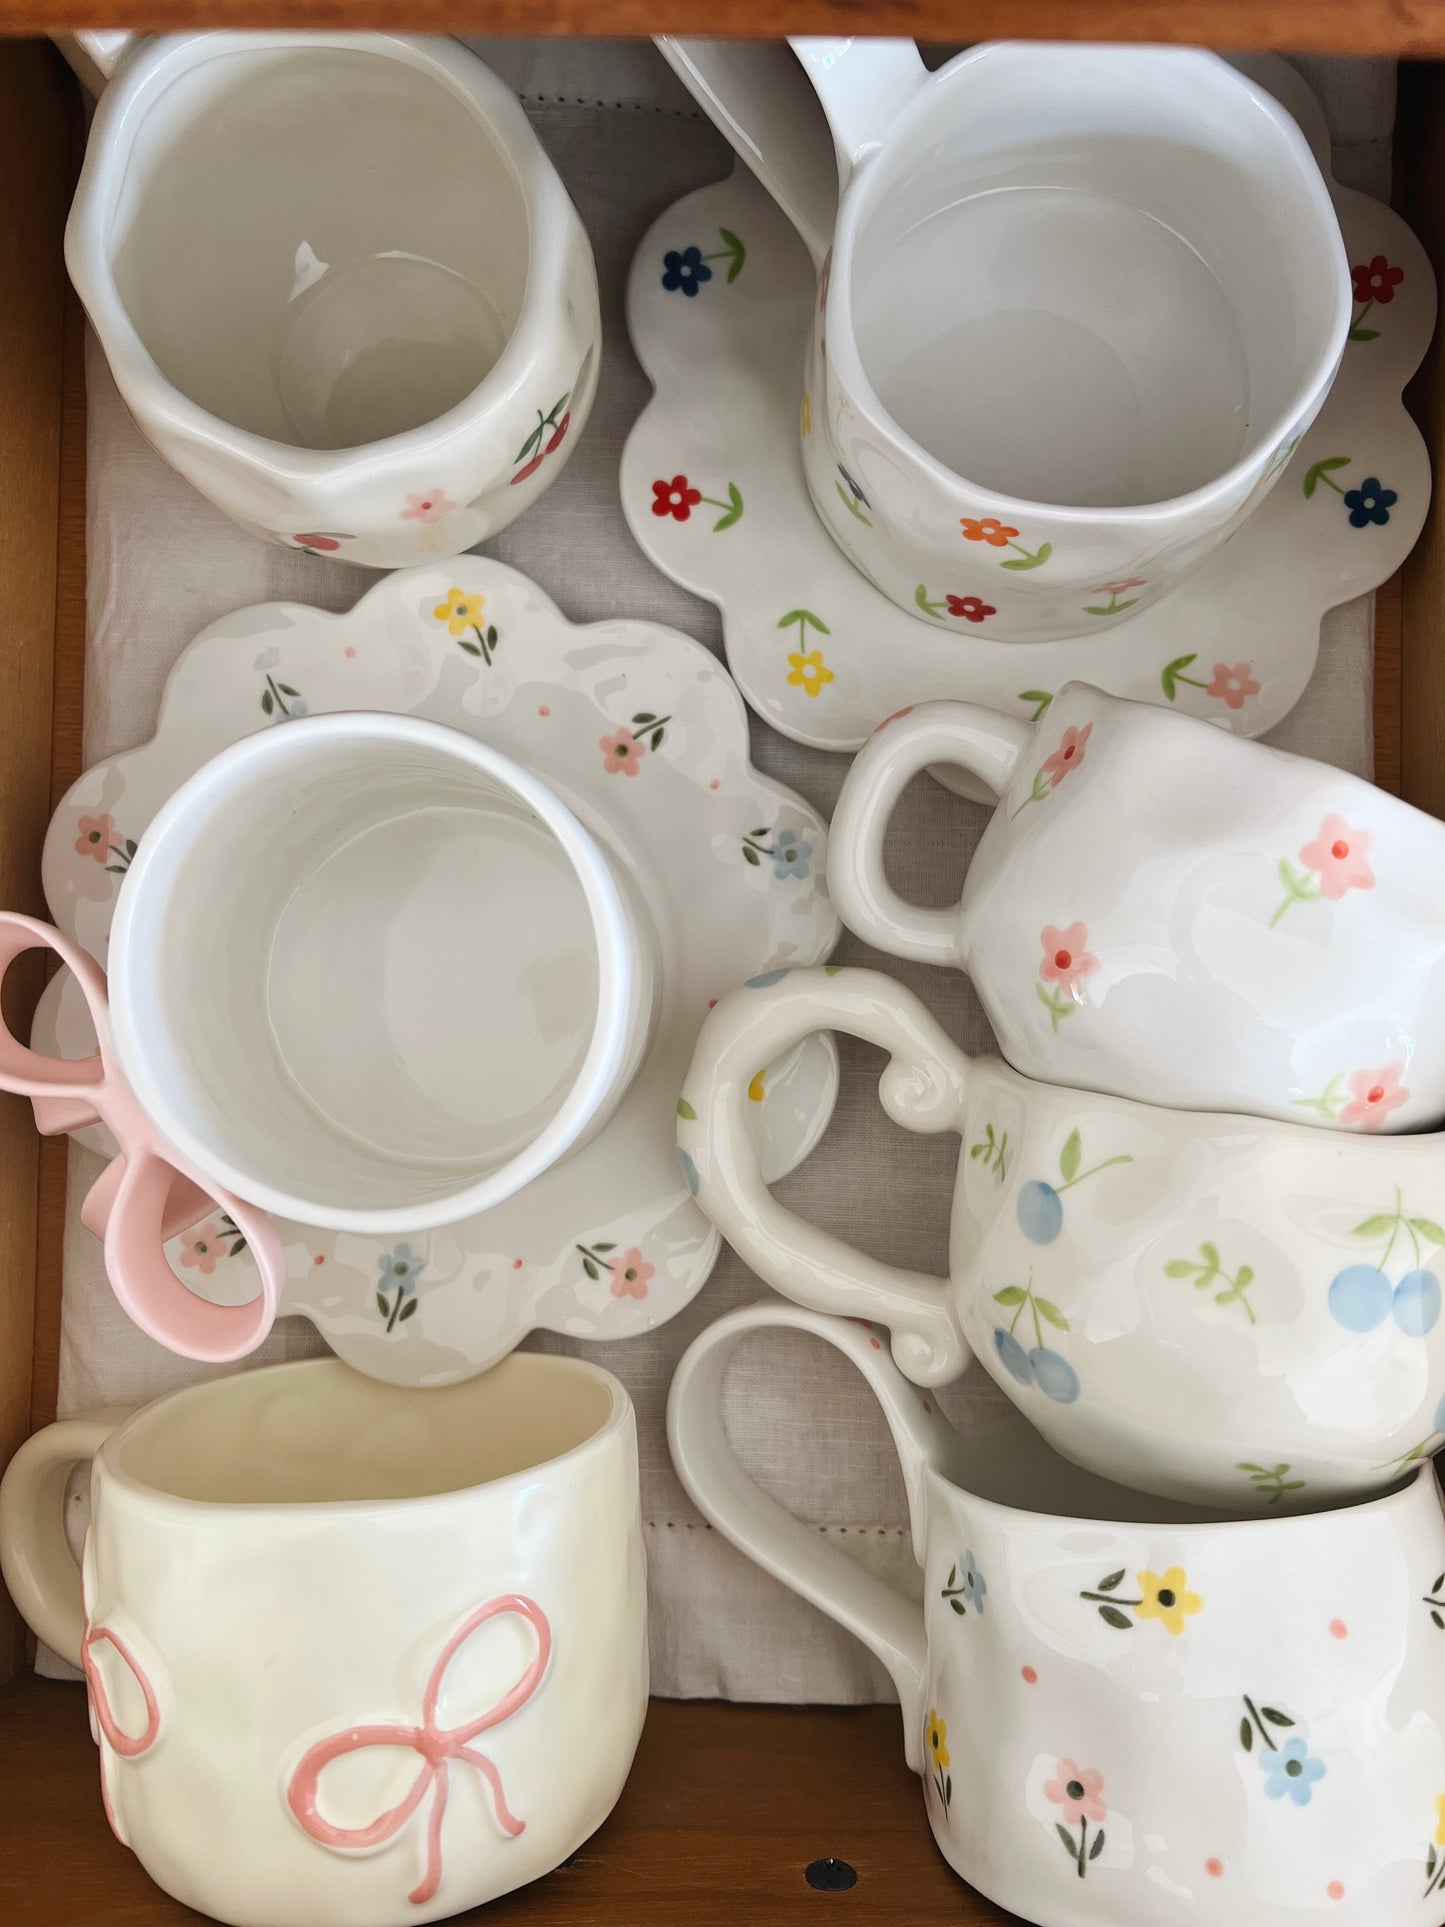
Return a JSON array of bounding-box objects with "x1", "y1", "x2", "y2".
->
[
  {"x1": 0, "y1": 1354, "x2": 648, "y2": 1927},
  {"x1": 670, "y1": 1300, "x2": 1445, "y2": 1927},
  {"x1": 829, "y1": 684, "x2": 1445, "y2": 1132},
  {"x1": 677, "y1": 966, "x2": 1445, "y2": 1506},
  {"x1": 67, "y1": 32, "x2": 600, "y2": 565}
]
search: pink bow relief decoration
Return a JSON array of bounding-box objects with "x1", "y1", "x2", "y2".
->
[
  {"x1": 287, "y1": 1595, "x2": 553, "y2": 1907},
  {"x1": 82, "y1": 1623, "x2": 162, "y2": 1759}
]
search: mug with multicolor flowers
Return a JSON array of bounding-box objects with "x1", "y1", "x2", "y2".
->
[
  {"x1": 829, "y1": 683, "x2": 1445, "y2": 1132},
  {"x1": 671, "y1": 1300, "x2": 1445, "y2": 1927}
]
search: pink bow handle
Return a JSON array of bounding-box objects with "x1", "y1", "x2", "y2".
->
[
  {"x1": 102, "y1": 1149, "x2": 285, "y2": 1364},
  {"x1": 79, "y1": 1157, "x2": 215, "y2": 1247},
  {"x1": 0, "y1": 913, "x2": 107, "y2": 1111}
]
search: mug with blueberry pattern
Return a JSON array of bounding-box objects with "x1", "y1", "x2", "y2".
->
[
  {"x1": 677, "y1": 965, "x2": 1445, "y2": 1509},
  {"x1": 670, "y1": 1300, "x2": 1445, "y2": 1927}
]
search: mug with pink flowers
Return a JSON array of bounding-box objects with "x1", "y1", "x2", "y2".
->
[{"x1": 827, "y1": 682, "x2": 1445, "y2": 1132}]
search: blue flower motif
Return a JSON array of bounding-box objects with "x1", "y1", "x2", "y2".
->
[
  {"x1": 1343, "y1": 476, "x2": 1397, "y2": 527},
  {"x1": 961, "y1": 1552, "x2": 987, "y2": 1613},
  {"x1": 1260, "y1": 1738, "x2": 1326, "y2": 1806},
  {"x1": 770, "y1": 828, "x2": 813, "y2": 881},
  {"x1": 746, "y1": 969, "x2": 790, "y2": 988},
  {"x1": 377, "y1": 1243, "x2": 425, "y2": 1295},
  {"x1": 275, "y1": 698, "x2": 310, "y2": 723},
  {"x1": 677, "y1": 1148, "x2": 701, "y2": 1196},
  {"x1": 662, "y1": 246, "x2": 712, "y2": 298},
  {"x1": 837, "y1": 464, "x2": 869, "y2": 508}
]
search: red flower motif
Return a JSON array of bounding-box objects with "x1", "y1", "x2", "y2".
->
[
  {"x1": 651, "y1": 475, "x2": 702, "y2": 522},
  {"x1": 1041, "y1": 722, "x2": 1093, "y2": 788},
  {"x1": 945, "y1": 595, "x2": 996, "y2": 623},
  {"x1": 1352, "y1": 256, "x2": 1404, "y2": 306},
  {"x1": 1206, "y1": 662, "x2": 1261, "y2": 710}
]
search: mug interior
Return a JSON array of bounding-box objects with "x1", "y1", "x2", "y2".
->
[
  {"x1": 110, "y1": 1354, "x2": 621, "y2": 1504},
  {"x1": 108, "y1": 43, "x2": 530, "y2": 449},
  {"x1": 843, "y1": 48, "x2": 1345, "y2": 509},
  {"x1": 108, "y1": 716, "x2": 622, "y2": 1225}
]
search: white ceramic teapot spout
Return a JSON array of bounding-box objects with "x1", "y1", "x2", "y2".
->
[{"x1": 655, "y1": 35, "x2": 928, "y2": 267}]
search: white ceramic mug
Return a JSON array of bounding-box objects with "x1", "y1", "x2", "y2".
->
[
  {"x1": 829, "y1": 685, "x2": 1445, "y2": 1133},
  {"x1": 68, "y1": 33, "x2": 600, "y2": 566},
  {"x1": 670, "y1": 1300, "x2": 1445, "y2": 1927},
  {"x1": 106, "y1": 712, "x2": 656, "y2": 1234},
  {"x1": 678, "y1": 965, "x2": 1445, "y2": 1506},
  {"x1": 663, "y1": 38, "x2": 1349, "y2": 641},
  {"x1": 0, "y1": 1353, "x2": 647, "y2": 1927}
]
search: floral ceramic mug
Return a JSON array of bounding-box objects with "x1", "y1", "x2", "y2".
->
[
  {"x1": 670, "y1": 1300, "x2": 1445, "y2": 1927},
  {"x1": 0, "y1": 1354, "x2": 648, "y2": 1927},
  {"x1": 829, "y1": 683, "x2": 1445, "y2": 1132},
  {"x1": 678, "y1": 965, "x2": 1445, "y2": 1507},
  {"x1": 67, "y1": 32, "x2": 599, "y2": 566},
  {"x1": 664, "y1": 39, "x2": 1349, "y2": 640}
]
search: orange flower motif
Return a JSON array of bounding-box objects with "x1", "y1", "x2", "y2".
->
[{"x1": 960, "y1": 516, "x2": 1019, "y2": 548}]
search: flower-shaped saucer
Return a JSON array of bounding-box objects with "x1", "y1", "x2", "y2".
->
[
  {"x1": 35, "y1": 560, "x2": 840, "y2": 1384},
  {"x1": 623, "y1": 55, "x2": 1433, "y2": 781}
]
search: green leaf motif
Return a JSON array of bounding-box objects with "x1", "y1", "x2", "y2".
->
[
  {"x1": 713, "y1": 482, "x2": 745, "y2": 532},
  {"x1": 1000, "y1": 542, "x2": 1052, "y2": 572},
  {"x1": 582, "y1": 1257, "x2": 599, "y2": 1281},
  {"x1": 993, "y1": 1285, "x2": 1027, "y2": 1307},
  {"x1": 399, "y1": 1297, "x2": 419, "y2": 1322},
  {"x1": 1412, "y1": 1217, "x2": 1445, "y2": 1245},
  {"x1": 677, "y1": 1098, "x2": 697, "y2": 1121},
  {"x1": 1056, "y1": 1824, "x2": 1078, "y2": 1860},
  {"x1": 1352, "y1": 1214, "x2": 1397, "y2": 1238},
  {"x1": 261, "y1": 688, "x2": 274, "y2": 715},
  {"x1": 1018, "y1": 689, "x2": 1054, "y2": 722},
  {"x1": 1241, "y1": 1719, "x2": 1254, "y2": 1752},
  {"x1": 1059, "y1": 1129, "x2": 1081, "y2": 1184},
  {"x1": 1099, "y1": 1604, "x2": 1133, "y2": 1630},
  {"x1": 778, "y1": 609, "x2": 831, "y2": 637},
  {"x1": 1160, "y1": 652, "x2": 1197, "y2": 701},
  {"x1": 1089, "y1": 1829, "x2": 1105, "y2": 1862},
  {"x1": 595, "y1": 1241, "x2": 617, "y2": 1252},
  {"x1": 1261, "y1": 1706, "x2": 1294, "y2": 1728},
  {"x1": 742, "y1": 845, "x2": 760, "y2": 865},
  {"x1": 1035, "y1": 1298, "x2": 1070, "y2": 1332},
  {"x1": 949, "y1": 1597, "x2": 966, "y2": 1616},
  {"x1": 946, "y1": 1564, "x2": 956, "y2": 1587},
  {"x1": 376, "y1": 1292, "x2": 389, "y2": 1318},
  {"x1": 718, "y1": 227, "x2": 746, "y2": 283},
  {"x1": 1164, "y1": 1258, "x2": 1198, "y2": 1278},
  {"x1": 1302, "y1": 455, "x2": 1350, "y2": 498},
  {"x1": 1097, "y1": 1569, "x2": 1126, "y2": 1592},
  {"x1": 1350, "y1": 326, "x2": 1380, "y2": 341}
]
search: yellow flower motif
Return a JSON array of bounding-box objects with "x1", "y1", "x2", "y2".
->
[
  {"x1": 748, "y1": 1069, "x2": 767, "y2": 1103},
  {"x1": 801, "y1": 390, "x2": 812, "y2": 437},
  {"x1": 787, "y1": 649, "x2": 835, "y2": 699},
  {"x1": 433, "y1": 589, "x2": 485, "y2": 637},
  {"x1": 927, "y1": 1710, "x2": 949, "y2": 1771},
  {"x1": 1435, "y1": 1793, "x2": 1445, "y2": 1846},
  {"x1": 1134, "y1": 1567, "x2": 1203, "y2": 1636}
]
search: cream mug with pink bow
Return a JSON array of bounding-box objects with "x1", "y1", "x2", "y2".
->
[
  {"x1": 0, "y1": 1355, "x2": 647, "y2": 1927},
  {"x1": 828, "y1": 684, "x2": 1445, "y2": 1132}
]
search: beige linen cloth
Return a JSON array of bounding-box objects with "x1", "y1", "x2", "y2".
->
[{"x1": 43, "y1": 42, "x2": 1395, "y2": 1699}]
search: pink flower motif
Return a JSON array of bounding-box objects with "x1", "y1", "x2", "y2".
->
[
  {"x1": 75, "y1": 813, "x2": 117, "y2": 864},
  {"x1": 1206, "y1": 662, "x2": 1261, "y2": 710},
  {"x1": 1040, "y1": 722, "x2": 1093, "y2": 789},
  {"x1": 600, "y1": 728, "x2": 645, "y2": 777},
  {"x1": 609, "y1": 1247, "x2": 654, "y2": 1299},
  {"x1": 401, "y1": 490, "x2": 456, "y2": 524},
  {"x1": 1339, "y1": 1062, "x2": 1409, "y2": 1129},
  {"x1": 1092, "y1": 578, "x2": 1147, "y2": 596},
  {"x1": 1298, "y1": 814, "x2": 1375, "y2": 901},
  {"x1": 1045, "y1": 1760, "x2": 1107, "y2": 1827},
  {"x1": 179, "y1": 1223, "x2": 222, "y2": 1276},
  {"x1": 1038, "y1": 923, "x2": 1099, "y2": 995}
]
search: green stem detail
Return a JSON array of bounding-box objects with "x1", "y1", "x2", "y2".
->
[
  {"x1": 1011, "y1": 768, "x2": 1053, "y2": 819},
  {"x1": 1269, "y1": 857, "x2": 1322, "y2": 927},
  {"x1": 1244, "y1": 1695, "x2": 1279, "y2": 1752}
]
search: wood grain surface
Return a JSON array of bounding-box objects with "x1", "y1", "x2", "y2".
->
[
  {"x1": 0, "y1": 1681, "x2": 1024, "y2": 1925},
  {"x1": 11, "y1": 0, "x2": 1445, "y2": 55}
]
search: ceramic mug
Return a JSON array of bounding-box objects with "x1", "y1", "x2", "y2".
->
[
  {"x1": 101, "y1": 711, "x2": 655, "y2": 1237},
  {"x1": 669, "y1": 1300, "x2": 1445, "y2": 1927},
  {"x1": 67, "y1": 32, "x2": 600, "y2": 566},
  {"x1": 829, "y1": 684, "x2": 1445, "y2": 1133},
  {"x1": 0, "y1": 1353, "x2": 647, "y2": 1927},
  {"x1": 662, "y1": 38, "x2": 1349, "y2": 642},
  {"x1": 677, "y1": 965, "x2": 1445, "y2": 1506}
]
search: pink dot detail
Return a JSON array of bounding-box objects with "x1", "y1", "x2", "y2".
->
[
  {"x1": 921, "y1": 1401, "x2": 932, "y2": 1414},
  {"x1": 1327, "y1": 1882, "x2": 1345, "y2": 1902},
  {"x1": 709, "y1": 779, "x2": 720, "y2": 791},
  {"x1": 512, "y1": 1258, "x2": 523, "y2": 1271},
  {"x1": 708, "y1": 998, "x2": 718, "y2": 1009},
  {"x1": 312, "y1": 1254, "x2": 324, "y2": 1266},
  {"x1": 1205, "y1": 1859, "x2": 1224, "y2": 1879},
  {"x1": 343, "y1": 645, "x2": 356, "y2": 659},
  {"x1": 1021, "y1": 1666, "x2": 1038, "y2": 1685},
  {"x1": 869, "y1": 1338, "x2": 881, "y2": 1350},
  {"x1": 1329, "y1": 1619, "x2": 1348, "y2": 1639},
  {"x1": 538, "y1": 706, "x2": 550, "y2": 717}
]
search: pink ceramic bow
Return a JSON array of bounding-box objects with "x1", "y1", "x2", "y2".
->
[
  {"x1": 287, "y1": 1595, "x2": 552, "y2": 1907},
  {"x1": 0, "y1": 912, "x2": 283, "y2": 1361},
  {"x1": 82, "y1": 1623, "x2": 161, "y2": 1758}
]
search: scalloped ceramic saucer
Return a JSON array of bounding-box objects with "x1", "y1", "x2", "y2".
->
[
  {"x1": 623, "y1": 55, "x2": 1434, "y2": 768},
  {"x1": 35, "y1": 560, "x2": 840, "y2": 1384}
]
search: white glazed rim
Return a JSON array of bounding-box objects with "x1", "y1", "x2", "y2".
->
[
  {"x1": 65, "y1": 31, "x2": 581, "y2": 491},
  {"x1": 826, "y1": 43, "x2": 1354, "y2": 525},
  {"x1": 106, "y1": 711, "x2": 640, "y2": 1235},
  {"x1": 100, "y1": 1353, "x2": 634, "y2": 1514}
]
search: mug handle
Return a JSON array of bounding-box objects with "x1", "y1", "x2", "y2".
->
[
  {"x1": 0, "y1": 1414, "x2": 125, "y2": 1667},
  {"x1": 827, "y1": 702, "x2": 1033, "y2": 967},
  {"x1": 679, "y1": 965, "x2": 972, "y2": 1385},
  {"x1": 669, "y1": 1299, "x2": 953, "y2": 1770}
]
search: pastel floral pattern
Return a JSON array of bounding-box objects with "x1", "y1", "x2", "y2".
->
[
  {"x1": 401, "y1": 491, "x2": 455, "y2": 524},
  {"x1": 376, "y1": 1244, "x2": 425, "y2": 1330},
  {"x1": 1161, "y1": 653, "x2": 1261, "y2": 711},
  {"x1": 1083, "y1": 578, "x2": 1146, "y2": 618},
  {"x1": 1037, "y1": 923, "x2": 1097, "y2": 1031},
  {"x1": 1011, "y1": 723, "x2": 1093, "y2": 818},
  {"x1": 651, "y1": 473, "x2": 744, "y2": 531},
  {"x1": 1304, "y1": 456, "x2": 1398, "y2": 527},
  {"x1": 926, "y1": 1710, "x2": 952, "y2": 1814},
  {"x1": 1270, "y1": 814, "x2": 1374, "y2": 925},
  {"x1": 786, "y1": 649, "x2": 834, "y2": 699},
  {"x1": 1342, "y1": 1063, "x2": 1409, "y2": 1129},
  {"x1": 432, "y1": 589, "x2": 500, "y2": 665},
  {"x1": 1262, "y1": 1738, "x2": 1327, "y2": 1806},
  {"x1": 961, "y1": 515, "x2": 1052, "y2": 572},
  {"x1": 260, "y1": 672, "x2": 307, "y2": 722},
  {"x1": 75, "y1": 814, "x2": 136, "y2": 875},
  {"x1": 741, "y1": 826, "x2": 812, "y2": 879},
  {"x1": 1045, "y1": 1760, "x2": 1107, "y2": 1876},
  {"x1": 941, "y1": 1551, "x2": 987, "y2": 1616},
  {"x1": 601, "y1": 728, "x2": 644, "y2": 777},
  {"x1": 178, "y1": 1223, "x2": 223, "y2": 1277},
  {"x1": 607, "y1": 1246, "x2": 653, "y2": 1300},
  {"x1": 1080, "y1": 1565, "x2": 1202, "y2": 1634}
]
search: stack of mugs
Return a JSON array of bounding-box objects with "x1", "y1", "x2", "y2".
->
[{"x1": 671, "y1": 686, "x2": 1445, "y2": 1926}]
